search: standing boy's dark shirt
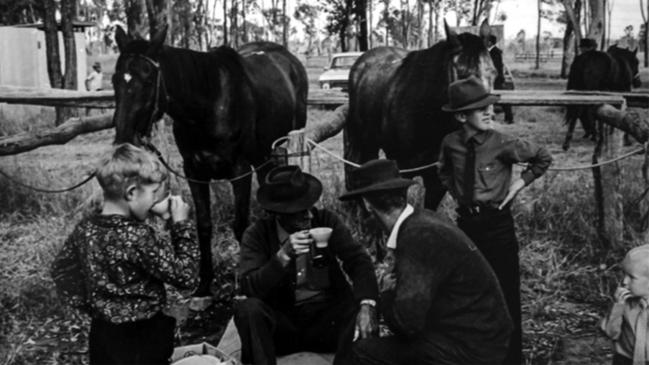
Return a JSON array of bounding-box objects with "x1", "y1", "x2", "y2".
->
[
  {"x1": 379, "y1": 209, "x2": 513, "y2": 360},
  {"x1": 51, "y1": 214, "x2": 199, "y2": 323},
  {"x1": 438, "y1": 128, "x2": 552, "y2": 207}
]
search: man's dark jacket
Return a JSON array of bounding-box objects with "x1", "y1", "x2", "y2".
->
[
  {"x1": 490, "y1": 45, "x2": 506, "y2": 88},
  {"x1": 239, "y1": 208, "x2": 379, "y2": 311},
  {"x1": 380, "y1": 209, "x2": 513, "y2": 362}
]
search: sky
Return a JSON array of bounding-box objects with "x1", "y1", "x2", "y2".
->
[{"x1": 487, "y1": 0, "x2": 645, "y2": 40}]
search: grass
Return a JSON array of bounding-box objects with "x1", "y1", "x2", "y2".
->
[{"x1": 1, "y1": 63, "x2": 649, "y2": 364}]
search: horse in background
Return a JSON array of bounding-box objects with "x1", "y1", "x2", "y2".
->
[
  {"x1": 563, "y1": 45, "x2": 641, "y2": 151},
  {"x1": 345, "y1": 20, "x2": 496, "y2": 210},
  {"x1": 112, "y1": 26, "x2": 308, "y2": 296}
]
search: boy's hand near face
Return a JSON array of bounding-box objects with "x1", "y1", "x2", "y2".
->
[
  {"x1": 615, "y1": 286, "x2": 632, "y2": 303},
  {"x1": 169, "y1": 196, "x2": 190, "y2": 223}
]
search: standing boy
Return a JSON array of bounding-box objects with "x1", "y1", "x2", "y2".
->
[
  {"x1": 601, "y1": 245, "x2": 649, "y2": 365},
  {"x1": 438, "y1": 76, "x2": 553, "y2": 365},
  {"x1": 51, "y1": 143, "x2": 199, "y2": 365}
]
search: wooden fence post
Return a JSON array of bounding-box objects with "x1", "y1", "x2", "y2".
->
[
  {"x1": 593, "y1": 101, "x2": 626, "y2": 247},
  {"x1": 287, "y1": 129, "x2": 311, "y2": 173}
]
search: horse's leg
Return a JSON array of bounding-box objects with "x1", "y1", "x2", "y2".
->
[
  {"x1": 186, "y1": 174, "x2": 214, "y2": 297},
  {"x1": 563, "y1": 107, "x2": 578, "y2": 151},
  {"x1": 421, "y1": 168, "x2": 447, "y2": 211},
  {"x1": 231, "y1": 162, "x2": 253, "y2": 242},
  {"x1": 343, "y1": 126, "x2": 379, "y2": 190}
]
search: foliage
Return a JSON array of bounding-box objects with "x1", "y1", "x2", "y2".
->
[
  {"x1": 319, "y1": 0, "x2": 354, "y2": 50},
  {"x1": 294, "y1": 3, "x2": 321, "y2": 52},
  {"x1": 0, "y1": 0, "x2": 42, "y2": 25}
]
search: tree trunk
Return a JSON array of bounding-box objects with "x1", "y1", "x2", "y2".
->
[
  {"x1": 356, "y1": 0, "x2": 369, "y2": 51},
  {"x1": 587, "y1": 0, "x2": 605, "y2": 48},
  {"x1": 242, "y1": 0, "x2": 248, "y2": 43},
  {"x1": 223, "y1": 0, "x2": 228, "y2": 45},
  {"x1": 369, "y1": 0, "x2": 373, "y2": 49},
  {"x1": 58, "y1": 0, "x2": 78, "y2": 125},
  {"x1": 125, "y1": 0, "x2": 145, "y2": 36},
  {"x1": 561, "y1": 20, "x2": 574, "y2": 78},
  {"x1": 535, "y1": 0, "x2": 541, "y2": 69},
  {"x1": 146, "y1": 0, "x2": 168, "y2": 40},
  {"x1": 42, "y1": 0, "x2": 63, "y2": 90},
  {"x1": 282, "y1": 0, "x2": 287, "y2": 47},
  {"x1": 428, "y1": 2, "x2": 433, "y2": 47},
  {"x1": 417, "y1": 0, "x2": 424, "y2": 49},
  {"x1": 231, "y1": 0, "x2": 238, "y2": 48}
]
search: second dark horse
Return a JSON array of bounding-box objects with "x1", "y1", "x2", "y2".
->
[
  {"x1": 112, "y1": 26, "x2": 308, "y2": 295},
  {"x1": 563, "y1": 45, "x2": 641, "y2": 151},
  {"x1": 345, "y1": 20, "x2": 496, "y2": 209}
]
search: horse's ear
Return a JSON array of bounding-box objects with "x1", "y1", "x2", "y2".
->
[
  {"x1": 148, "y1": 24, "x2": 168, "y2": 55},
  {"x1": 479, "y1": 18, "x2": 491, "y2": 40},
  {"x1": 633, "y1": 47, "x2": 638, "y2": 55},
  {"x1": 444, "y1": 20, "x2": 461, "y2": 51},
  {"x1": 115, "y1": 25, "x2": 129, "y2": 53}
]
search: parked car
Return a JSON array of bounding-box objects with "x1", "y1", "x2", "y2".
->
[{"x1": 318, "y1": 52, "x2": 363, "y2": 91}]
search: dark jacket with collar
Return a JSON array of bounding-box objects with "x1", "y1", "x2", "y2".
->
[
  {"x1": 238, "y1": 208, "x2": 379, "y2": 312},
  {"x1": 380, "y1": 208, "x2": 513, "y2": 360}
]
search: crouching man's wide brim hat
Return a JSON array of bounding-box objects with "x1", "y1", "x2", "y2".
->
[
  {"x1": 257, "y1": 165, "x2": 323, "y2": 214},
  {"x1": 441, "y1": 76, "x2": 500, "y2": 112},
  {"x1": 339, "y1": 159, "x2": 416, "y2": 201}
]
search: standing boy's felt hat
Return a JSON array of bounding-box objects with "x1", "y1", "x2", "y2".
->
[
  {"x1": 441, "y1": 76, "x2": 500, "y2": 112},
  {"x1": 339, "y1": 159, "x2": 416, "y2": 201},
  {"x1": 257, "y1": 165, "x2": 322, "y2": 213}
]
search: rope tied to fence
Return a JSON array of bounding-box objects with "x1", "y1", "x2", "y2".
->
[{"x1": 304, "y1": 137, "x2": 647, "y2": 173}]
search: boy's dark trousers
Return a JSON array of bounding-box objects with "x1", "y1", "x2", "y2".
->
[
  {"x1": 457, "y1": 206, "x2": 522, "y2": 365},
  {"x1": 89, "y1": 312, "x2": 176, "y2": 365},
  {"x1": 234, "y1": 294, "x2": 357, "y2": 365}
]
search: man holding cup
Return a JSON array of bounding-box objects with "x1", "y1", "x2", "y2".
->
[
  {"x1": 235, "y1": 165, "x2": 379, "y2": 365},
  {"x1": 339, "y1": 159, "x2": 513, "y2": 365}
]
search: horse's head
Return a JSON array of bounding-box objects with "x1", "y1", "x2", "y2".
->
[
  {"x1": 112, "y1": 25, "x2": 168, "y2": 146},
  {"x1": 444, "y1": 19, "x2": 496, "y2": 91},
  {"x1": 609, "y1": 45, "x2": 642, "y2": 88}
]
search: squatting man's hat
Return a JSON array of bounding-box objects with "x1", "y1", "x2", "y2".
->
[
  {"x1": 339, "y1": 159, "x2": 416, "y2": 201},
  {"x1": 441, "y1": 76, "x2": 500, "y2": 113},
  {"x1": 92, "y1": 62, "x2": 102, "y2": 71},
  {"x1": 257, "y1": 165, "x2": 323, "y2": 214}
]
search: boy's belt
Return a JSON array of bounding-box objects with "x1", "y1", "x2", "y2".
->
[{"x1": 457, "y1": 203, "x2": 509, "y2": 216}]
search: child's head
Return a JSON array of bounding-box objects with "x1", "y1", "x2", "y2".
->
[
  {"x1": 441, "y1": 76, "x2": 499, "y2": 133},
  {"x1": 621, "y1": 245, "x2": 649, "y2": 299},
  {"x1": 96, "y1": 143, "x2": 168, "y2": 220}
]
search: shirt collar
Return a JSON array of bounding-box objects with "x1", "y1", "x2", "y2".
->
[
  {"x1": 387, "y1": 204, "x2": 414, "y2": 249},
  {"x1": 488, "y1": 45, "x2": 495, "y2": 51},
  {"x1": 462, "y1": 128, "x2": 491, "y2": 145}
]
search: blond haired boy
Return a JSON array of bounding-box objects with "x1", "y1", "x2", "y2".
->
[
  {"x1": 602, "y1": 245, "x2": 649, "y2": 365},
  {"x1": 51, "y1": 143, "x2": 199, "y2": 365}
]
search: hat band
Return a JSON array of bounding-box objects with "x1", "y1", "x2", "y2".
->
[{"x1": 450, "y1": 93, "x2": 491, "y2": 110}]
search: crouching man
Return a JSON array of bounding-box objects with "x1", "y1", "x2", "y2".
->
[
  {"x1": 339, "y1": 159, "x2": 513, "y2": 365},
  {"x1": 235, "y1": 165, "x2": 379, "y2": 365}
]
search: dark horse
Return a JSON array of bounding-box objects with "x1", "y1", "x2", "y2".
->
[
  {"x1": 112, "y1": 26, "x2": 308, "y2": 295},
  {"x1": 563, "y1": 45, "x2": 641, "y2": 150},
  {"x1": 345, "y1": 20, "x2": 496, "y2": 209}
]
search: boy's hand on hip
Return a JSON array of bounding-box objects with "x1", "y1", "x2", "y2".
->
[
  {"x1": 169, "y1": 195, "x2": 190, "y2": 223},
  {"x1": 615, "y1": 287, "x2": 632, "y2": 303},
  {"x1": 499, "y1": 178, "x2": 526, "y2": 210}
]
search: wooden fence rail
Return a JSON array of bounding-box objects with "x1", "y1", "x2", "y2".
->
[{"x1": 1, "y1": 87, "x2": 648, "y2": 108}]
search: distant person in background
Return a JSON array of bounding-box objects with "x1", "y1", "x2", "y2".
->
[
  {"x1": 85, "y1": 62, "x2": 103, "y2": 92},
  {"x1": 488, "y1": 34, "x2": 514, "y2": 124}
]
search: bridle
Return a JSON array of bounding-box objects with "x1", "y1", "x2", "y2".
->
[{"x1": 119, "y1": 54, "x2": 169, "y2": 136}]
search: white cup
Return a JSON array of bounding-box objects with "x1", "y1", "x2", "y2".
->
[{"x1": 309, "y1": 227, "x2": 333, "y2": 248}]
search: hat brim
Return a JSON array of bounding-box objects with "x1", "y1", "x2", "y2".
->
[
  {"x1": 441, "y1": 94, "x2": 500, "y2": 112},
  {"x1": 339, "y1": 178, "x2": 416, "y2": 201},
  {"x1": 257, "y1": 174, "x2": 323, "y2": 213}
]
